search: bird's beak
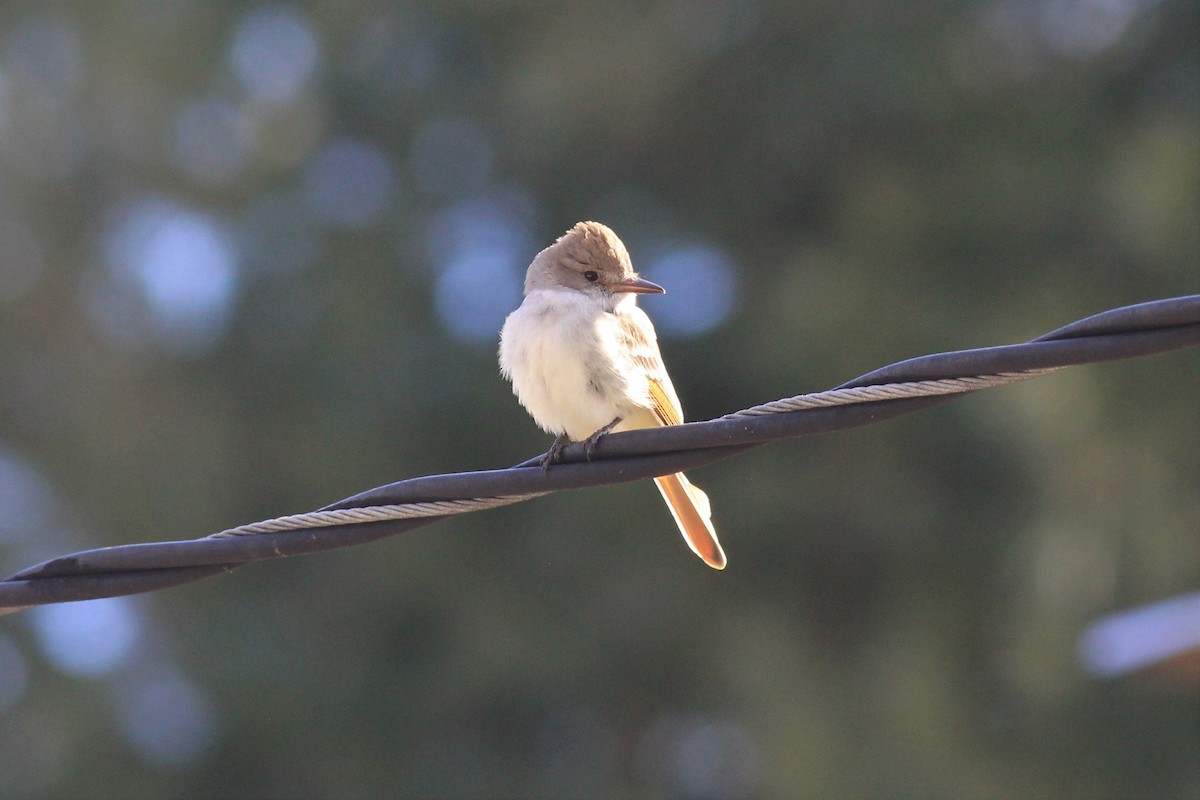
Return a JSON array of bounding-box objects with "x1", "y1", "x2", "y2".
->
[{"x1": 612, "y1": 276, "x2": 665, "y2": 295}]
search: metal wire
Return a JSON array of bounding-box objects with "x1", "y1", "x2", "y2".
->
[
  {"x1": 2, "y1": 294, "x2": 1197, "y2": 614},
  {"x1": 721, "y1": 369, "x2": 1060, "y2": 418},
  {"x1": 209, "y1": 494, "x2": 548, "y2": 537}
]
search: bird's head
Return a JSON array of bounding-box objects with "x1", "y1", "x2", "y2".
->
[{"x1": 524, "y1": 221, "x2": 665, "y2": 301}]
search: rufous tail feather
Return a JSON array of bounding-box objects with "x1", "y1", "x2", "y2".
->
[{"x1": 653, "y1": 473, "x2": 726, "y2": 570}]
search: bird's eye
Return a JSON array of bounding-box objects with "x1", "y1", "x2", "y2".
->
[{"x1": 583, "y1": 271, "x2": 599, "y2": 283}]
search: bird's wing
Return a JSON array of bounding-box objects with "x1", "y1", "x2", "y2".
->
[
  {"x1": 619, "y1": 307, "x2": 684, "y2": 424},
  {"x1": 646, "y1": 376, "x2": 682, "y2": 426}
]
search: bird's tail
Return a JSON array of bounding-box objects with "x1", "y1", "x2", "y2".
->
[{"x1": 653, "y1": 473, "x2": 726, "y2": 570}]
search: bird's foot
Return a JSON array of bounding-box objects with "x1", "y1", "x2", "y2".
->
[
  {"x1": 583, "y1": 416, "x2": 623, "y2": 461},
  {"x1": 540, "y1": 434, "x2": 571, "y2": 472}
]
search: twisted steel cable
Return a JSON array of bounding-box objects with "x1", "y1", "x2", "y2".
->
[{"x1": 1, "y1": 294, "x2": 1197, "y2": 614}]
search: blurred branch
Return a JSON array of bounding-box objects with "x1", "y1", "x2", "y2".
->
[{"x1": 2, "y1": 295, "x2": 1197, "y2": 614}]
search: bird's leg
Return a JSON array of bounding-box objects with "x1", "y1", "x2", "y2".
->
[
  {"x1": 583, "y1": 416, "x2": 623, "y2": 460},
  {"x1": 540, "y1": 417, "x2": 623, "y2": 470},
  {"x1": 540, "y1": 433, "x2": 571, "y2": 472}
]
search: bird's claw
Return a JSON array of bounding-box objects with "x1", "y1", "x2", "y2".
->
[
  {"x1": 541, "y1": 434, "x2": 570, "y2": 472},
  {"x1": 542, "y1": 417, "x2": 621, "y2": 471},
  {"x1": 583, "y1": 431, "x2": 605, "y2": 460},
  {"x1": 583, "y1": 416, "x2": 622, "y2": 461}
]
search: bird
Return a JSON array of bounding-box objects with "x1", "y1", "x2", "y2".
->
[{"x1": 499, "y1": 221, "x2": 726, "y2": 569}]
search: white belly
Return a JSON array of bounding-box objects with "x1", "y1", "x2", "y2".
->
[{"x1": 499, "y1": 290, "x2": 648, "y2": 441}]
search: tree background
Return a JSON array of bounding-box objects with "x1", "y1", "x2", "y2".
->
[{"x1": 0, "y1": 1, "x2": 1196, "y2": 797}]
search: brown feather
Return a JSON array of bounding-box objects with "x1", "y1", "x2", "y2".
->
[
  {"x1": 654, "y1": 474, "x2": 725, "y2": 569},
  {"x1": 646, "y1": 376, "x2": 682, "y2": 427},
  {"x1": 645, "y1": 378, "x2": 724, "y2": 569}
]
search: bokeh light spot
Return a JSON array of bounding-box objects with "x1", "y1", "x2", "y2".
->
[
  {"x1": 1079, "y1": 592, "x2": 1200, "y2": 677},
  {"x1": 0, "y1": 447, "x2": 60, "y2": 546},
  {"x1": 424, "y1": 190, "x2": 537, "y2": 267},
  {"x1": 95, "y1": 198, "x2": 241, "y2": 355},
  {"x1": 428, "y1": 194, "x2": 534, "y2": 342},
  {"x1": 31, "y1": 598, "x2": 142, "y2": 678},
  {"x1": 1, "y1": 13, "x2": 84, "y2": 102},
  {"x1": 638, "y1": 715, "x2": 761, "y2": 800},
  {"x1": 643, "y1": 243, "x2": 738, "y2": 337},
  {"x1": 435, "y1": 253, "x2": 523, "y2": 343},
  {"x1": 302, "y1": 137, "x2": 397, "y2": 228},
  {"x1": 228, "y1": 4, "x2": 320, "y2": 105},
  {"x1": 116, "y1": 674, "x2": 219, "y2": 767}
]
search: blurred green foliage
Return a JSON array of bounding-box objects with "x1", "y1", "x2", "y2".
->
[{"x1": 0, "y1": 0, "x2": 1196, "y2": 797}]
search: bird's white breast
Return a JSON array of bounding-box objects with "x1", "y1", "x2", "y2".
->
[{"x1": 499, "y1": 289, "x2": 649, "y2": 441}]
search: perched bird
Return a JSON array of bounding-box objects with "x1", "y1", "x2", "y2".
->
[{"x1": 499, "y1": 221, "x2": 726, "y2": 569}]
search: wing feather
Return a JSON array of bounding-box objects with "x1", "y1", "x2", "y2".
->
[{"x1": 647, "y1": 376, "x2": 682, "y2": 427}]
